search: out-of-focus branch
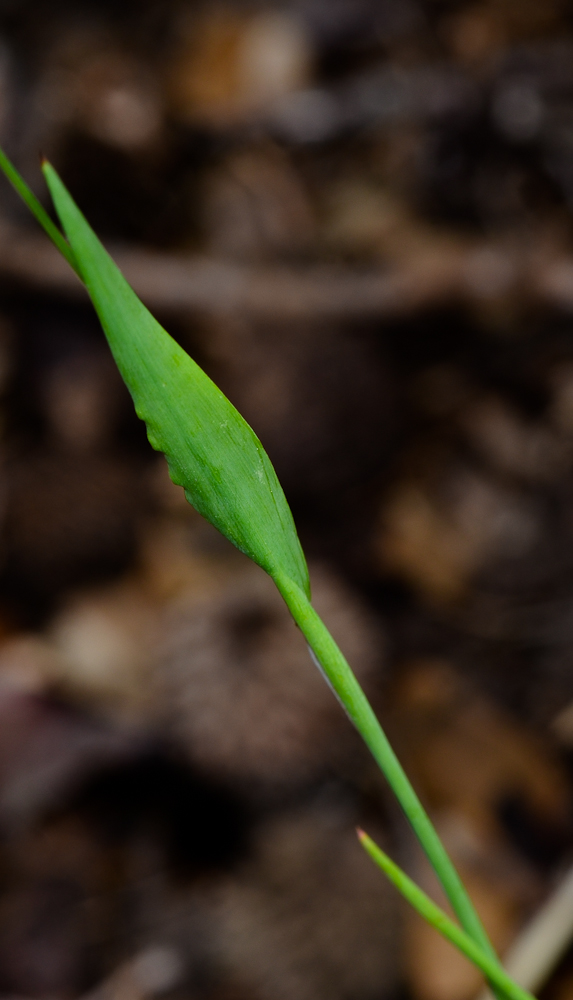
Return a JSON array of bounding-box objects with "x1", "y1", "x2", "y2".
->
[
  {"x1": 0, "y1": 218, "x2": 456, "y2": 319},
  {"x1": 81, "y1": 946, "x2": 183, "y2": 1000},
  {"x1": 2, "y1": 217, "x2": 573, "y2": 321},
  {"x1": 477, "y1": 862, "x2": 573, "y2": 1000}
]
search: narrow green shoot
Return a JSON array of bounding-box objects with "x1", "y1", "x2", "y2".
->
[
  {"x1": 357, "y1": 830, "x2": 533, "y2": 1000},
  {"x1": 0, "y1": 148, "x2": 79, "y2": 275}
]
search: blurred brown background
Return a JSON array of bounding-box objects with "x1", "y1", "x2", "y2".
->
[{"x1": 0, "y1": 2, "x2": 572, "y2": 999}]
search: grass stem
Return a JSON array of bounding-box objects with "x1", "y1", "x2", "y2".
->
[{"x1": 275, "y1": 571, "x2": 509, "y2": 998}]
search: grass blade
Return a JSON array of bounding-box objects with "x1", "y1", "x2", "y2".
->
[
  {"x1": 0, "y1": 148, "x2": 79, "y2": 274},
  {"x1": 357, "y1": 829, "x2": 535, "y2": 1000},
  {"x1": 41, "y1": 161, "x2": 309, "y2": 597}
]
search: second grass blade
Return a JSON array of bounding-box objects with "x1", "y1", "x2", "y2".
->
[{"x1": 358, "y1": 830, "x2": 535, "y2": 1000}]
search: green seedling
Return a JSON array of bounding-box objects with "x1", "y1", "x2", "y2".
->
[{"x1": 0, "y1": 149, "x2": 527, "y2": 999}]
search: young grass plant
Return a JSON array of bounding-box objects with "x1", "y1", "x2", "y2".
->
[{"x1": 0, "y1": 150, "x2": 533, "y2": 1000}]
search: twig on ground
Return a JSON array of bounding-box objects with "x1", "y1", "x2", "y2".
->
[{"x1": 477, "y1": 862, "x2": 573, "y2": 1000}]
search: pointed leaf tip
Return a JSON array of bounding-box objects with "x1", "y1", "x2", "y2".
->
[{"x1": 41, "y1": 162, "x2": 310, "y2": 598}]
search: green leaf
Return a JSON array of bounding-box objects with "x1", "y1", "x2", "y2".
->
[{"x1": 41, "y1": 162, "x2": 309, "y2": 597}]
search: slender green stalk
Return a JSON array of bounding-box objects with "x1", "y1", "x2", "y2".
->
[
  {"x1": 274, "y1": 571, "x2": 504, "y2": 986},
  {"x1": 0, "y1": 148, "x2": 80, "y2": 275},
  {"x1": 357, "y1": 830, "x2": 535, "y2": 1000}
]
